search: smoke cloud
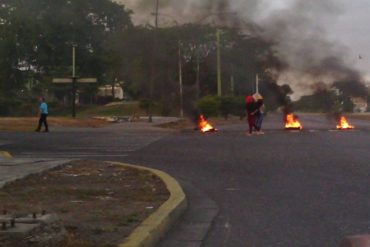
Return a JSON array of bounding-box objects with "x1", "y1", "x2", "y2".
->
[{"x1": 116, "y1": 0, "x2": 366, "y2": 100}]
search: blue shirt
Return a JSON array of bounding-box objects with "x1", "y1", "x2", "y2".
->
[{"x1": 40, "y1": 102, "x2": 48, "y2": 114}]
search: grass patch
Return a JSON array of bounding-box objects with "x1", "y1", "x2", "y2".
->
[
  {"x1": 74, "y1": 102, "x2": 144, "y2": 117},
  {"x1": 0, "y1": 160, "x2": 169, "y2": 246},
  {"x1": 349, "y1": 113, "x2": 370, "y2": 121},
  {"x1": 0, "y1": 117, "x2": 108, "y2": 131}
]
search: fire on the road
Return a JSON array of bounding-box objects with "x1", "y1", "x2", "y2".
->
[
  {"x1": 198, "y1": 115, "x2": 217, "y2": 133},
  {"x1": 285, "y1": 113, "x2": 303, "y2": 130},
  {"x1": 336, "y1": 116, "x2": 354, "y2": 130}
]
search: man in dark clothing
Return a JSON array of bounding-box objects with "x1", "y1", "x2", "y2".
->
[
  {"x1": 253, "y1": 93, "x2": 265, "y2": 134},
  {"x1": 35, "y1": 97, "x2": 49, "y2": 132},
  {"x1": 246, "y1": 95, "x2": 257, "y2": 135}
]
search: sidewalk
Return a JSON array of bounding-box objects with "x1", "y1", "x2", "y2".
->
[
  {"x1": 157, "y1": 180, "x2": 219, "y2": 247},
  {"x1": 0, "y1": 156, "x2": 70, "y2": 188}
]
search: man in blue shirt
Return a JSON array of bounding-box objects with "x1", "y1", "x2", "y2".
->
[{"x1": 35, "y1": 97, "x2": 49, "y2": 132}]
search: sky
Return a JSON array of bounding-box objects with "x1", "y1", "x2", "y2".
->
[
  {"x1": 326, "y1": 0, "x2": 370, "y2": 79},
  {"x1": 116, "y1": 0, "x2": 370, "y2": 97}
]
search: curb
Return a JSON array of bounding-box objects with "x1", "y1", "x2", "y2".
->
[
  {"x1": 110, "y1": 162, "x2": 188, "y2": 247},
  {"x1": 340, "y1": 235, "x2": 370, "y2": 247},
  {"x1": 0, "y1": 151, "x2": 12, "y2": 159}
]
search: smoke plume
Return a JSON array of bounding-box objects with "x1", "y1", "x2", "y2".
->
[{"x1": 116, "y1": 0, "x2": 366, "y2": 100}]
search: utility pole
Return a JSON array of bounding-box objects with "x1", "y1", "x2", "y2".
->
[
  {"x1": 154, "y1": 0, "x2": 159, "y2": 28},
  {"x1": 72, "y1": 44, "x2": 77, "y2": 118},
  {"x1": 230, "y1": 75, "x2": 234, "y2": 96},
  {"x1": 112, "y1": 78, "x2": 117, "y2": 100},
  {"x1": 216, "y1": 29, "x2": 222, "y2": 97},
  {"x1": 52, "y1": 44, "x2": 97, "y2": 118},
  {"x1": 178, "y1": 41, "x2": 184, "y2": 118},
  {"x1": 230, "y1": 64, "x2": 235, "y2": 96},
  {"x1": 195, "y1": 49, "x2": 200, "y2": 99},
  {"x1": 148, "y1": 0, "x2": 160, "y2": 123}
]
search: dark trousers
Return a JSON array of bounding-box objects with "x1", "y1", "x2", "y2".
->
[
  {"x1": 36, "y1": 114, "x2": 48, "y2": 132},
  {"x1": 255, "y1": 113, "x2": 264, "y2": 131}
]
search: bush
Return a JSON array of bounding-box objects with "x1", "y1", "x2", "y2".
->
[
  {"x1": 0, "y1": 96, "x2": 36, "y2": 116},
  {"x1": 197, "y1": 96, "x2": 220, "y2": 117},
  {"x1": 231, "y1": 96, "x2": 246, "y2": 120},
  {"x1": 197, "y1": 95, "x2": 247, "y2": 118},
  {"x1": 139, "y1": 99, "x2": 156, "y2": 115},
  {"x1": 219, "y1": 96, "x2": 236, "y2": 120}
]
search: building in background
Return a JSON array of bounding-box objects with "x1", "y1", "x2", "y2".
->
[
  {"x1": 351, "y1": 97, "x2": 368, "y2": 113},
  {"x1": 97, "y1": 83, "x2": 124, "y2": 100}
]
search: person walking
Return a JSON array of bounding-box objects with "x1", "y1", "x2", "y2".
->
[
  {"x1": 253, "y1": 93, "x2": 265, "y2": 134},
  {"x1": 246, "y1": 94, "x2": 257, "y2": 135},
  {"x1": 35, "y1": 97, "x2": 49, "y2": 132}
]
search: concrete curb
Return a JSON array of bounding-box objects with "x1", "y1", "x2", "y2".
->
[
  {"x1": 109, "y1": 162, "x2": 188, "y2": 247},
  {"x1": 0, "y1": 151, "x2": 12, "y2": 159},
  {"x1": 340, "y1": 235, "x2": 370, "y2": 247}
]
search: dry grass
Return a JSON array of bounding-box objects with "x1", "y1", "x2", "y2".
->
[
  {"x1": 156, "y1": 118, "x2": 195, "y2": 130},
  {"x1": 157, "y1": 116, "x2": 245, "y2": 131},
  {"x1": 209, "y1": 115, "x2": 245, "y2": 125},
  {"x1": 349, "y1": 113, "x2": 370, "y2": 121},
  {"x1": 0, "y1": 160, "x2": 169, "y2": 246},
  {"x1": 0, "y1": 117, "x2": 109, "y2": 131}
]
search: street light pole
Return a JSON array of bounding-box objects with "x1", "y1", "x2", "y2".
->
[
  {"x1": 196, "y1": 50, "x2": 200, "y2": 99},
  {"x1": 153, "y1": 11, "x2": 183, "y2": 118},
  {"x1": 216, "y1": 29, "x2": 222, "y2": 96},
  {"x1": 72, "y1": 44, "x2": 77, "y2": 118},
  {"x1": 148, "y1": 0, "x2": 160, "y2": 123},
  {"x1": 195, "y1": 13, "x2": 237, "y2": 98},
  {"x1": 154, "y1": 0, "x2": 159, "y2": 28},
  {"x1": 178, "y1": 41, "x2": 184, "y2": 118}
]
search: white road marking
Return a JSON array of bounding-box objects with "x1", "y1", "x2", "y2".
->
[
  {"x1": 225, "y1": 188, "x2": 240, "y2": 191},
  {"x1": 16, "y1": 152, "x2": 128, "y2": 158},
  {"x1": 223, "y1": 218, "x2": 232, "y2": 246}
]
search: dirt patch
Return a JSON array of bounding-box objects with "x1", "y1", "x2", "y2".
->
[
  {"x1": 349, "y1": 113, "x2": 370, "y2": 121},
  {"x1": 156, "y1": 118, "x2": 195, "y2": 130},
  {"x1": 209, "y1": 116, "x2": 245, "y2": 125},
  {"x1": 0, "y1": 160, "x2": 169, "y2": 246},
  {"x1": 157, "y1": 116, "x2": 245, "y2": 131},
  {"x1": 0, "y1": 117, "x2": 109, "y2": 131}
]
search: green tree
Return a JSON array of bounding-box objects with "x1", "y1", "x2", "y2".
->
[{"x1": 0, "y1": 0, "x2": 132, "y2": 99}]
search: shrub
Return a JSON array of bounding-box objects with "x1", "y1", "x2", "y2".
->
[
  {"x1": 0, "y1": 97, "x2": 32, "y2": 116},
  {"x1": 197, "y1": 95, "x2": 247, "y2": 119},
  {"x1": 219, "y1": 96, "x2": 236, "y2": 120},
  {"x1": 139, "y1": 99, "x2": 156, "y2": 115},
  {"x1": 197, "y1": 96, "x2": 220, "y2": 117},
  {"x1": 231, "y1": 96, "x2": 246, "y2": 120}
]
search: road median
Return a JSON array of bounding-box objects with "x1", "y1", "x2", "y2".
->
[
  {"x1": 0, "y1": 159, "x2": 187, "y2": 247},
  {"x1": 113, "y1": 162, "x2": 188, "y2": 247},
  {"x1": 0, "y1": 151, "x2": 12, "y2": 159}
]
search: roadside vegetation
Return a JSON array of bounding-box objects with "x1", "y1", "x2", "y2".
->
[
  {"x1": 0, "y1": 0, "x2": 368, "y2": 121},
  {"x1": 0, "y1": 0, "x2": 293, "y2": 119},
  {"x1": 0, "y1": 160, "x2": 169, "y2": 246}
]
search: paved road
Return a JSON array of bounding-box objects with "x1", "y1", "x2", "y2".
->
[
  {"x1": 1, "y1": 114, "x2": 370, "y2": 247},
  {"x1": 122, "y1": 114, "x2": 370, "y2": 247},
  {"x1": 0, "y1": 121, "x2": 172, "y2": 159}
]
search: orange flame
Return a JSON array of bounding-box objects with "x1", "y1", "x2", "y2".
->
[
  {"x1": 336, "y1": 116, "x2": 354, "y2": 130},
  {"x1": 199, "y1": 115, "x2": 216, "y2": 132},
  {"x1": 285, "y1": 114, "x2": 303, "y2": 130}
]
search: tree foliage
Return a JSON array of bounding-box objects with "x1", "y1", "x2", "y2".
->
[
  {"x1": 0, "y1": 0, "x2": 132, "y2": 94},
  {"x1": 0, "y1": 0, "x2": 294, "y2": 116}
]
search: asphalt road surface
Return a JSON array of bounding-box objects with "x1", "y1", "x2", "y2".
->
[{"x1": 1, "y1": 114, "x2": 370, "y2": 247}]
